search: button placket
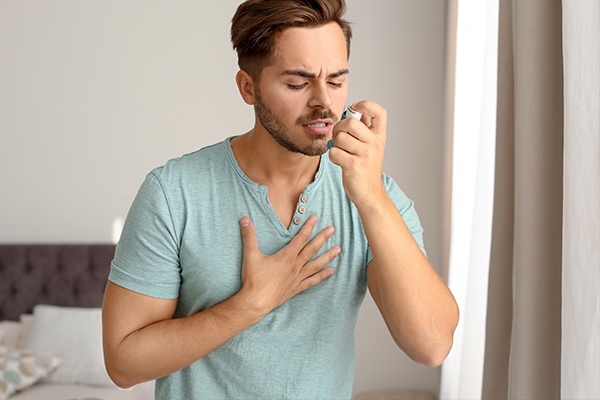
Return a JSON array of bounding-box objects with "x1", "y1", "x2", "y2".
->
[{"x1": 292, "y1": 194, "x2": 309, "y2": 226}]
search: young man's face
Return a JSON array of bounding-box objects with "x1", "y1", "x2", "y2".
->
[{"x1": 254, "y1": 22, "x2": 349, "y2": 156}]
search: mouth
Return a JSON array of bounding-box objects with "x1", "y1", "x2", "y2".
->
[
  {"x1": 302, "y1": 119, "x2": 334, "y2": 135},
  {"x1": 306, "y1": 122, "x2": 328, "y2": 127}
]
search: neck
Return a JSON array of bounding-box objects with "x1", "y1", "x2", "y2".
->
[{"x1": 231, "y1": 128, "x2": 321, "y2": 190}]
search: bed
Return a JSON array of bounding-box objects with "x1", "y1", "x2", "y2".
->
[{"x1": 0, "y1": 244, "x2": 154, "y2": 400}]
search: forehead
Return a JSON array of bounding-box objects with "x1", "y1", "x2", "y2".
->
[{"x1": 270, "y1": 22, "x2": 348, "y2": 73}]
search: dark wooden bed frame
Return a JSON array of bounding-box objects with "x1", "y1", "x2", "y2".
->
[{"x1": 0, "y1": 244, "x2": 116, "y2": 321}]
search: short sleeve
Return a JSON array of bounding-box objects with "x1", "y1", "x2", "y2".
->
[
  {"x1": 366, "y1": 174, "x2": 427, "y2": 266},
  {"x1": 108, "y1": 171, "x2": 181, "y2": 299}
]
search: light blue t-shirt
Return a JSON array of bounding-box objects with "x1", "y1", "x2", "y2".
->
[{"x1": 109, "y1": 137, "x2": 426, "y2": 400}]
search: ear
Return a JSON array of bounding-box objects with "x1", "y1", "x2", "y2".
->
[{"x1": 236, "y1": 70, "x2": 256, "y2": 105}]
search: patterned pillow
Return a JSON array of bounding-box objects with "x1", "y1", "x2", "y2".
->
[{"x1": 0, "y1": 346, "x2": 62, "y2": 400}]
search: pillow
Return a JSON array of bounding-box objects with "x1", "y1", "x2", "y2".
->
[
  {"x1": 0, "y1": 321, "x2": 23, "y2": 348},
  {"x1": 23, "y1": 305, "x2": 115, "y2": 387},
  {"x1": 17, "y1": 315, "x2": 33, "y2": 349},
  {"x1": 0, "y1": 346, "x2": 62, "y2": 400}
]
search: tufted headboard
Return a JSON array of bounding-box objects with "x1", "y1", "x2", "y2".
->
[{"x1": 0, "y1": 244, "x2": 116, "y2": 321}]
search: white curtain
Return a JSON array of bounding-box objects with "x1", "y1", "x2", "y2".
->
[
  {"x1": 439, "y1": 1, "x2": 499, "y2": 399},
  {"x1": 561, "y1": 1, "x2": 600, "y2": 399},
  {"x1": 441, "y1": 0, "x2": 599, "y2": 399}
]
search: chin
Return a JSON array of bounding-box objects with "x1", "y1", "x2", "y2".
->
[
  {"x1": 302, "y1": 139, "x2": 329, "y2": 157},
  {"x1": 295, "y1": 146, "x2": 327, "y2": 157}
]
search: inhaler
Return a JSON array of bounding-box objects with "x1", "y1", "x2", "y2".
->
[{"x1": 328, "y1": 105, "x2": 362, "y2": 149}]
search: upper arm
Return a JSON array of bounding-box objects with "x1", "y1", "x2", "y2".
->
[
  {"x1": 366, "y1": 261, "x2": 381, "y2": 310},
  {"x1": 102, "y1": 281, "x2": 177, "y2": 357}
]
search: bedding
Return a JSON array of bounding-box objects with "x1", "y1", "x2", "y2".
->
[
  {"x1": 0, "y1": 346, "x2": 62, "y2": 399},
  {"x1": 1, "y1": 308, "x2": 154, "y2": 400},
  {"x1": 0, "y1": 245, "x2": 154, "y2": 400},
  {"x1": 24, "y1": 305, "x2": 112, "y2": 387}
]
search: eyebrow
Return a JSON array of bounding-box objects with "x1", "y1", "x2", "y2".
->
[{"x1": 281, "y1": 68, "x2": 349, "y2": 79}]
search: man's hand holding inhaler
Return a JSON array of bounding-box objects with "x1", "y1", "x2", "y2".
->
[{"x1": 329, "y1": 100, "x2": 388, "y2": 210}]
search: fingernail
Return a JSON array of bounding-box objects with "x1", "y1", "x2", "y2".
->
[
  {"x1": 240, "y1": 217, "x2": 250, "y2": 227},
  {"x1": 335, "y1": 247, "x2": 341, "y2": 255},
  {"x1": 327, "y1": 140, "x2": 334, "y2": 149}
]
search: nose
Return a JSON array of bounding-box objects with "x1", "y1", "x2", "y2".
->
[{"x1": 308, "y1": 81, "x2": 333, "y2": 110}]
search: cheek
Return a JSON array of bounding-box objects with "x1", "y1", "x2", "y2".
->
[
  {"x1": 273, "y1": 98, "x2": 300, "y2": 122},
  {"x1": 259, "y1": 87, "x2": 297, "y2": 119},
  {"x1": 333, "y1": 92, "x2": 348, "y2": 117}
]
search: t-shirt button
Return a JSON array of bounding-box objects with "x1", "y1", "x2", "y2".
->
[
  {"x1": 293, "y1": 217, "x2": 301, "y2": 225},
  {"x1": 300, "y1": 195, "x2": 308, "y2": 203},
  {"x1": 298, "y1": 206, "x2": 306, "y2": 214}
]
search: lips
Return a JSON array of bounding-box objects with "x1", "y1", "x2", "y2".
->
[{"x1": 302, "y1": 119, "x2": 333, "y2": 135}]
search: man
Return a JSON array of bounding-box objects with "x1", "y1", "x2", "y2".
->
[{"x1": 102, "y1": 0, "x2": 459, "y2": 399}]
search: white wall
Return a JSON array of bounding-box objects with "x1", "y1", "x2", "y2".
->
[{"x1": 0, "y1": 0, "x2": 447, "y2": 397}]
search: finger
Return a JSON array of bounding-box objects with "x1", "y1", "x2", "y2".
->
[
  {"x1": 240, "y1": 217, "x2": 258, "y2": 257},
  {"x1": 300, "y1": 246, "x2": 341, "y2": 280},
  {"x1": 296, "y1": 267, "x2": 334, "y2": 294},
  {"x1": 350, "y1": 101, "x2": 388, "y2": 134},
  {"x1": 297, "y1": 226, "x2": 336, "y2": 264},
  {"x1": 332, "y1": 130, "x2": 364, "y2": 156},
  {"x1": 332, "y1": 118, "x2": 368, "y2": 143},
  {"x1": 287, "y1": 215, "x2": 317, "y2": 253},
  {"x1": 359, "y1": 112, "x2": 372, "y2": 127},
  {"x1": 328, "y1": 145, "x2": 355, "y2": 169}
]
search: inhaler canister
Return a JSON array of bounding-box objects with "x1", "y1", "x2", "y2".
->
[{"x1": 341, "y1": 106, "x2": 362, "y2": 121}]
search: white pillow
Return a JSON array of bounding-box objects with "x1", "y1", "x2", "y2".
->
[
  {"x1": 0, "y1": 317, "x2": 32, "y2": 349},
  {"x1": 18, "y1": 315, "x2": 34, "y2": 349},
  {"x1": 23, "y1": 305, "x2": 115, "y2": 387},
  {"x1": 0, "y1": 321, "x2": 19, "y2": 347}
]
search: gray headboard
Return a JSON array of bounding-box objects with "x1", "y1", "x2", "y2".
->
[{"x1": 0, "y1": 244, "x2": 116, "y2": 321}]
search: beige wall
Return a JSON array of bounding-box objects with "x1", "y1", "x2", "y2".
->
[{"x1": 0, "y1": 0, "x2": 447, "y2": 396}]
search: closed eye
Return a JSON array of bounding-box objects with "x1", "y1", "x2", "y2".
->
[
  {"x1": 288, "y1": 81, "x2": 343, "y2": 90},
  {"x1": 288, "y1": 83, "x2": 307, "y2": 90}
]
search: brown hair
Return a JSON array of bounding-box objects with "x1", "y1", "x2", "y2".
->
[{"x1": 231, "y1": 0, "x2": 352, "y2": 80}]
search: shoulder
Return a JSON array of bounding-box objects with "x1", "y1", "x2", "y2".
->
[
  {"x1": 379, "y1": 173, "x2": 416, "y2": 214},
  {"x1": 149, "y1": 139, "x2": 229, "y2": 185}
]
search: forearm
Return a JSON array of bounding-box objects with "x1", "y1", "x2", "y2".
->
[
  {"x1": 358, "y1": 192, "x2": 459, "y2": 366},
  {"x1": 104, "y1": 289, "x2": 265, "y2": 388}
]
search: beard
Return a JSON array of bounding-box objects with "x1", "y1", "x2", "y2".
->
[{"x1": 254, "y1": 91, "x2": 338, "y2": 157}]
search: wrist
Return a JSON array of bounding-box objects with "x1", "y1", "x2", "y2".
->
[
  {"x1": 232, "y1": 286, "x2": 273, "y2": 324},
  {"x1": 353, "y1": 184, "x2": 389, "y2": 214}
]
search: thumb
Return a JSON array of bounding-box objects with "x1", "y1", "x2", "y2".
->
[{"x1": 240, "y1": 217, "x2": 258, "y2": 255}]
